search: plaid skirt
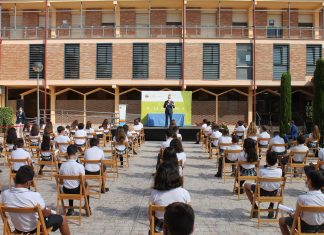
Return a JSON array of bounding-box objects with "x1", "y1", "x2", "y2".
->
[{"x1": 240, "y1": 168, "x2": 256, "y2": 176}]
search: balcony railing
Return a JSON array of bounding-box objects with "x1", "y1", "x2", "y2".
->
[{"x1": 0, "y1": 25, "x2": 322, "y2": 40}]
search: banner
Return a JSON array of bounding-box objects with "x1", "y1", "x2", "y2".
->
[
  {"x1": 118, "y1": 104, "x2": 127, "y2": 126},
  {"x1": 141, "y1": 91, "x2": 192, "y2": 126}
]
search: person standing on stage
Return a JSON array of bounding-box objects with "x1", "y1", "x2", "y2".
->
[
  {"x1": 163, "y1": 94, "x2": 175, "y2": 127},
  {"x1": 16, "y1": 107, "x2": 26, "y2": 138}
]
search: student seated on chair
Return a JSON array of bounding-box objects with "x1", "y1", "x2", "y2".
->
[
  {"x1": 244, "y1": 151, "x2": 283, "y2": 219},
  {"x1": 54, "y1": 126, "x2": 71, "y2": 153},
  {"x1": 279, "y1": 169, "x2": 324, "y2": 235},
  {"x1": 163, "y1": 202, "x2": 195, "y2": 235},
  {"x1": 11, "y1": 138, "x2": 32, "y2": 173},
  {"x1": 2, "y1": 165, "x2": 71, "y2": 235},
  {"x1": 215, "y1": 135, "x2": 241, "y2": 178},
  {"x1": 6, "y1": 127, "x2": 18, "y2": 151},
  {"x1": 170, "y1": 139, "x2": 186, "y2": 176},
  {"x1": 268, "y1": 131, "x2": 286, "y2": 156},
  {"x1": 280, "y1": 135, "x2": 308, "y2": 166},
  {"x1": 203, "y1": 121, "x2": 212, "y2": 137},
  {"x1": 210, "y1": 124, "x2": 222, "y2": 147},
  {"x1": 85, "y1": 121, "x2": 94, "y2": 139},
  {"x1": 59, "y1": 145, "x2": 89, "y2": 216},
  {"x1": 74, "y1": 123, "x2": 87, "y2": 147},
  {"x1": 113, "y1": 126, "x2": 129, "y2": 166},
  {"x1": 247, "y1": 122, "x2": 258, "y2": 141},
  {"x1": 234, "y1": 120, "x2": 246, "y2": 139},
  {"x1": 195, "y1": 119, "x2": 208, "y2": 144},
  {"x1": 258, "y1": 125, "x2": 271, "y2": 148},
  {"x1": 306, "y1": 125, "x2": 320, "y2": 149},
  {"x1": 217, "y1": 129, "x2": 232, "y2": 155},
  {"x1": 38, "y1": 135, "x2": 54, "y2": 175},
  {"x1": 84, "y1": 138, "x2": 109, "y2": 193},
  {"x1": 318, "y1": 148, "x2": 324, "y2": 171},
  {"x1": 149, "y1": 162, "x2": 191, "y2": 233},
  {"x1": 29, "y1": 124, "x2": 41, "y2": 146}
]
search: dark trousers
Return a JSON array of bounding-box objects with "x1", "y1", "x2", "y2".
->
[
  {"x1": 217, "y1": 157, "x2": 236, "y2": 176},
  {"x1": 63, "y1": 186, "x2": 90, "y2": 208},
  {"x1": 165, "y1": 112, "x2": 172, "y2": 127}
]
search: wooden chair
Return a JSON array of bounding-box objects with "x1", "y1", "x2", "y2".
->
[
  {"x1": 56, "y1": 142, "x2": 70, "y2": 163},
  {"x1": 257, "y1": 138, "x2": 270, "y2": 159},
  {"x1": 233, "y1": 161, "x2": 259, "y2": 200},
  {"x1": 208, "y1": 137, "x2": 219, "y2": 159},
  {"x1": 113, "y1": 146, "x2": 129, "y2": 168},
  {"x1": 29, "y1": 136, "x2": 41, "y2": 147},
  {"x1": 316, "y1": 160, "x2": 324, "y2": 171},
  {"x1": 217, "y1": 143, "x2": 232, "y2": 166},
  {"x1": 285, "y1": 151, "x2": 308, "y2": 182},
  {"x1": 0, "y1": 203, "x2": 52, "y2": 235},
  {"x1": 140, "y1": 128, "x2": 145, "y2": 145},
  {"x1": 94, "y1": 130, "x2": 106, "y2": 147},
  {"x1": 29, "y1": 145, "x2": 40, "y2": 160},
  {"x1": 103, "y1": 148, "x2": 119, "y2": 180},
  {"x1": 250, "y1": 177, "x2": 286, "y2": 227},
  {"x1": 55, "y1": 174, "x2": 90, "y2": 225},
  {"x1": 270, "y1": 143, "x2": 288, "y2": 165},
  {"x1": 80, "y1": 159, "x2": 103, "y2": 198},
  {"x1": 38, "y1": 150, "x2": 58, "y2": 180},
  {"x1": 8, "y1": 158, "x2": 35, "y2": 189},
  {"x1": 222, "y1": 149, "x2": 241, "y2": 184},
  {"x1": 2, "y1": 144, "x2": 12, "y2": 167},
  {"x1": 234, "y1": 131, "x2": 245, "y2": 140},
  {"x1": 73, "y1": 137, "x2": 88, "y2": 153},
  {"x1": 290, "y1": 203, "x2": 324, "y2": 235},
  {"x1": 149, "y1": 204, "x2": 165, "y2": 235}
]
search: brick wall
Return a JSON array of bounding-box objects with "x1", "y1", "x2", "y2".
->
[
  {"x1": 150, "y1": 9, "x2": 166, "y2": 36},
  {"x1": 186, "y1": 8, "x2": 201, "y2": 36},
  {"x1": 80, "y1": 43, "x2": 96, "y2": 79},
  {"x1": 283, "y1": 9, "x2": 299, "y2": 38},
  {"x1": 0, "y1": 44, "x2": 28, "y2": 80},
  {"x1": 290, "y1": 44, "x2": 306, "y2": 81},
  {"x1": 112, "y1": 43, "x2": 132, "y2": 80},
  {"x1": 23, "y1": 11, "x2": 39, "y2": 38},
  {"x1": 220, "y1": 43, "x2": 236, "y2": 80},
  {"x1": 85, "y1": 8, "x2": 102, "y2": 37},
  {"x1": 192, "y1": 100, "x2": 215, "y2": 124},
  {"x1": 120, "y1": 9, "x2": 136, "y2": 36},
  {"x1": 219, "y1": 8, "x2": 232, "y2": 37},
  {"x1": 47, "y1": 44, "x2": 64, "y2": 80},
  {"x1": 255, "y1": 8, "x2": 267, "y2": 38},
  {"x1": 184, "y1": 43, "x2": 202, "y2": 80},
  {"x1": 255, "y1": 43, "x2": 273, "y2": 80},
  {"x1": 149, "y1": 43, "x2": 166, "y2": 79},
  {"x1": 56, "y1": 9, "x2": 72, "y2": 37}
]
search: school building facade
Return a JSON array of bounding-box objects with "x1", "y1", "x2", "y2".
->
[{"x1": 0, "y1": 0, "x2": 320, "y2": 126}]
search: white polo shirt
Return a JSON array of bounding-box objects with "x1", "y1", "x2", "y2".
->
[
  {"x1": 54, "y1": 135, "x2": 70, "y2": 153},
  {"x1": 149, "y1": 187, "x2": 191, "y2": 219},
  {"x1": 74, "y1": 129, "x2": 87, "y2": 145},
  {"x1": 238, "y1": 152, "x2": 256, "y2": 169},
  {"x1": 161, "y1": 137, "x2": 173, "y2": 149},
  {"x1": 269, "y1": 135, "x2": 286, "y2": 153},
  {"x1": 258, "y1": 131, "x2": 271, "y2": 146},
  {"x1": 133, "y1": 125, "x2": 142, "y2": 131},
  {"x1": 290, "y1": 144, "x2": 309, "y2": 162},
  {"x1": 86, "y1": 128, "x2": 94, "y2": 138},
  {"x1": 176, "y1": 152, "x2": 186, "y2": 163},
  {"x1": 318, "y1": 148, "x2": 324, "y2": 170},
  {"x1": 2, "y1": 188, "x2": 46, "y2": 233},
  {"x1": 218, "y1": 136, "x2": 232, "y2": 150},
  {"x1": 59, "y1": 159, "x2": 85, "y2": 189},
  {"x1": 211, "y1": 131, "x2": 222, "y2": 146},
  {"x1": 201, "y1": 123, "x2": 207, "y2": 130},
  {"x1": 297, "y1": 190, "x2": 324, "y2": 226},
  {"x1": 139, "y1": 122, "x2": 144, "y2": 129},
  {"x1": 224, "y1": 144, "x2": 242, "y2": 161},
  {"x1": 203, "y1": 125, "x2": 212, "y2": 135},
  {"x1": 84, "y1": 146, "x2": 104, "y2": 172},
  {"x1": 235, "y1": 125, "x2": 246, "y2": 137},
  {"x1": 11, "y1": 148, "x2": 31, "y2": 172},
  {"x1": 259, "y1": 166, "x2": 282, "y2": 191}
]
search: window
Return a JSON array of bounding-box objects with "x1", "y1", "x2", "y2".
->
[
  {"x1": 96, "y1": 43, "x2": 112, "y2": 79},
  {"x1": 273, "y1": 45, "x2": 289, "y2": 80},
  {"x1": 166, "y1": 43, "x2": 182, "y2": 79},
  {"x1": 306, "y1": 45, "x2": 322, "y2": 75},
  {"x1": 236, "y1": 44, "x2": 252, "y2": 80},
  {"x1": 203, "y1": 44, "x2": 219, "y2": 80},
  {"x1": 232, "y1": 11, "x2": 248, "y2": 27},
  {"x1": 133, "y1": 43, "x2": 148, "y2": 79},
  {"x1": 166, "y1": 12, "x2": 182, "y2": 26},
  {"x1": 29, "y1": 44, "x2": 45, "y2": 79},
  {"x1": 298, "y1": 14, "x2": 313, "y2": 27},
  {"x1": 102, "y1": 12, "x2": 115, "y2": 27},
  {"x1": 64, "y1": 44, "x2": 80, "y2": 79}
]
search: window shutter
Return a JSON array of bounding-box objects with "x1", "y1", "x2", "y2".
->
[
  {"x1": 306, "y1": 45, "x2": 322, "y2": 75},
  {"x1": 96, "y1": 43, "x2": 112, "y2": 79},
  {"x1": 29, "y1": 44, "x2": 45, "y2": 79},
  {"x1": 166, "y1": 43, "x2": 182, "y2": 79},
  {"x1": 273, "y1": 45, "x2": 289, "y2": 80},
  {"x1": 133, "y1": 43, "x2": 148, "y2": 79},
  {"x1": 64, "y1": 44, "x2": 80, "y2": 79},
  {"x1": 203, "y1": 44, "x2": 219, "y2": 80}
]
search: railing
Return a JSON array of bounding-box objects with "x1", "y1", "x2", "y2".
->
[{"x1": 1, "y1": 25, "x2": 322, "y2": 40}]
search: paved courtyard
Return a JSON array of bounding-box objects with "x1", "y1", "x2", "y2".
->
[{"x1": 0, "y1": 141, "x2": 306, "y2": 235}]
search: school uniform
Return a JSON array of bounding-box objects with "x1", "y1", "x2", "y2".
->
[
  {"x1": 11, "y1": 148, "x2": 31, "y2": 172},
  {"x1": 74, "y1": 129, "x2": 87, "y2": 146},
  {"x1": 269, "y1": 135, "x2": 286, "y2": 155},
  {"x1": 290, "y1": 144, "x2": 309, "y2": 163},
  {"x1": 251, "y1": 166, "x2": 282, "y2": 196},
  {"x1": 235, "y1": 125, "x2": 246, "y2": 138},
  {"x1": 258, "y1": 131, "x2": 271, "y2": 147},
  {"x1": 54, "y1": 135, "x2": 70, "y2": 153},
  {"x1": 216, "y1": 144, "x2": 242, "y2": 176},
  {"x1": 84, "y1": 146, "x2": 106, "y2": 175},
  {"x1": 210, "y1": 131, "x2": 222, "y2": 147}
]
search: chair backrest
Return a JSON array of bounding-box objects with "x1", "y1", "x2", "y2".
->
[
  {"x1": 289, "y1": 151, "x2": 308, "y2": 164},
  {"x1": 237, "y1": 161, "x2": 259, "y2": 177},
  {"x1": 291, "y1": 203, "x2": 324, "y2": 235},
  {"x1": 257, "y1": 138, "x2": 270, "y2": 143},
  {"x1": 224, "y1": 149, "x2": 242, "y2": 160},
  {"x1": 8, "y1": 158, "x2": 30, "y2": 169},
  {"x1": 39, "y1": 150, "x2": 56, "y2": 161},
  {"x1": 80, "y1": 159, "x2": 103, "y2": 174},
  {"x1": 219, "y1": 143, "x2": 232, "y2": 149},
  {"x1": 55, "y1": 174, "x2": 85, "y2": 196},
  {"x1": 255, "y1": 177, "x2": 286, "y2": 197},
  {"x1": 149, "y1": 204, "x2": 166, "y2": 235},
  {"x1": 0, "y1": 203, "x2": 48, "y2": 235}
]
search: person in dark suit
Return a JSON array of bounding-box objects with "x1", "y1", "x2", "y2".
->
[
  {"x1": 16, "y1": 107, "x2": 26, "y2": 125},
  {"x1": 163, "y1": 94, "x2": 175, "y2": 127},
  {"x1": 284, "y1": 120, "x2": 299, "y2": 147}
]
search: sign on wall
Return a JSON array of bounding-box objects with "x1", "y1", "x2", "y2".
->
[{"x1": 141, "y1": 91, "x2": 192, "y2": 126}]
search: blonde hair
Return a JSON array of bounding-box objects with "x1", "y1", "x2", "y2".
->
[
  {"x1": 247, "y1": 122, "x2": 257, "y2": 136},
  {"x1": 312, "y1": 125, "x2": 320, "y2": 140}
]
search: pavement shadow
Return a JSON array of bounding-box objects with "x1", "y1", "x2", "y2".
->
[{"x1": 96, "y1": 205, "x2": 148, "y2": 220}]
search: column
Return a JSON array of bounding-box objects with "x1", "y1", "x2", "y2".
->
[
  {"x1": 215, "y1": 96, "x2": 219, "y2": 123},
  {"x1": 83, "y1": 95, "x2": 86, "y2": 124},
  {"x1": 248, "y1": 87, "x2": 253, "y2": 124},
  {"x1": 50, "y1": 6, "x2": 56, "y2": 38},
  {"x1": 248, "y1": 5, "x2": 253, "y2": 38},
  {"x1": 114, "y1": 85, "x2": 120, "y2": 125},
  {"x1": 0, "y1": 4, "x2": 2, "y2": 35},
  {"x1": 182, "y1": 1, "x2": 187, "y2": 37},
  {"x1": 49, "y1": 86, "x2": 56, "y2": 124},
  {"x1": 314, "y1": 10, "x2": 320, "y2": 39},
  {"x1": 114, "y1": 1, "x2": 120, "y2": 37}
]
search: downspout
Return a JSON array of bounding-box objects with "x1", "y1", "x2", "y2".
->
[
  {"x1": 44, "y1": 0, "x2": 49, "y2": 121},
  {"x1": 181, "y1": 0, "x2": 186, "y2": 90},
  {"x1": 252, "y1": 0, "x2": 256, "y2": 122}
]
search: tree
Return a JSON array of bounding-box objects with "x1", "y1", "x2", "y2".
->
[
  {"x1": 313, "y1": 58, "x2": 324, "y2": 146},
  {"x1": 279, "y1": 72, "x2": 292, "y2": 137}
]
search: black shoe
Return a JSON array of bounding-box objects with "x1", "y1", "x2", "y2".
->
[
  {"x1": 268, "y1": 207, "x2": 275, "y2": 218},
  {"x1": 234, "y1": 188, "x2": 244, "y2": 195},
  {"x1": 252, "y1": 211, "x2": 258, "y2": 218},
  {"x1": 66, "y1": 209, "x2": 74, "y2": 216},
  {"x1": 195, "y1": 141, "x2": 199, "y2": 144},
  {"x1": 101, "y1": 187, "x2": 109, "y2": 193},
  {"x1": 38, "y1": 170, "x2": 43, "y2": 175},
  {"x1": 214, "y1": 173, "x2": 222, "y2": 178},
  {"x1": 133, "y1": 151, "x2": 137, "y2": 155}
]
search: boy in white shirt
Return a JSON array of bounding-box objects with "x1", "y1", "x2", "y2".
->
[
  {"x1": 234, "y1": 121, "x2": 246, "y2": 139},
  {"x1": 215, "y1": 135, "x2": 241, "y2": 178},
  {"x1": 288, "y1": 135, "x2": 309, "y2": 163},
  {"x1": 218, "y1": 129, "x2": 232, "y2": 154},
  {"x1": 54, "y1": 126, "x2": 71, "y2": 153},
  {"x1": 279, "y1": 169, "x2": 324, "y2": 234},
  {"x1": 203, "y1": 121, "x2": 212, "y2": 137},
  {"x1": 210, "y1": 124, "x2": 222, "y2": 147},
  {"x1": 195, "y1": 119, "x2": 208, "y2": 144},
  {"x1": 244, "y1": 152, "x2": 283, "y2": 218},
  {"x1": 74, "y1": 123, "x2": 87, "y2": 152},
  {"x1": 11, "y1": 138, "x2": 32, "y2": 172},
  {"x1": 258, "y1": 125, "x2": 271, "y2": 147},
  {"x1": 59, "y1": 145, "x2": 88, "y2": 216},
  {"x1": 268, "y1": 131, "x2": 287, "y2": 155},
  {"x1": 156, "y1": 129, "x2": 175, "y2": 170}
]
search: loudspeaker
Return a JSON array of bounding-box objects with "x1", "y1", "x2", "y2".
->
[{"x1": 16, "y1": 99, "x2": 24, "y2": 109}]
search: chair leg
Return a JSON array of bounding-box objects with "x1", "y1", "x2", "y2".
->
[
  {"x1": 257, "y1": 200, "x2": 261, "y2": 228},
  {"x1": 79, "y1": 200, "x2": 82, "y2": 225}
]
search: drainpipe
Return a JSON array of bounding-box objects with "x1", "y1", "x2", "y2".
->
[
  {"x1": 252, "y1": 0, "x2": 256, "y2": 122},
  {"x1": 181, "y1": 0, "x2": 186, "y2": 90},
  {"x1": 288, "y1": 1, "x2": 291, "y2": 39},
  {"x1": 44, "y1": 0, "x2": 49, "y2": 121}
]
